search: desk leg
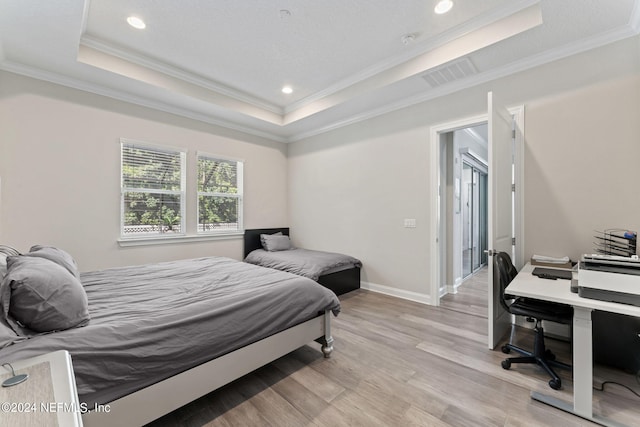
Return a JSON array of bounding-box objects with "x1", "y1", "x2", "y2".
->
[
  {"x1": 572, "y1": 306, "x2": 593, "y2": 418},
  {"x1": 531, "y1": 306, "x2": 628, "y2": 427}
]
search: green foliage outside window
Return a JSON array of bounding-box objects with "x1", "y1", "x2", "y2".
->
[
  {"x1": 121, "y1": 143, "x2": 242, "y2": 236},
  {"x1": 198, "y1": 157, "x2": 241, "y2": 231},
  {"x1": 122, "y1": 144, "x2": 184, "y2": 235}
]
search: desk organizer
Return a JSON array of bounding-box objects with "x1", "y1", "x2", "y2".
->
[{"x1": 594, "y1": 229, "x2": 637, "y2": 257}]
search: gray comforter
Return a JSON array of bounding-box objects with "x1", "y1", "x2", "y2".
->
[
  {"x1": 245, "y1": 248, "x2": 362, "y2": 281},
  {"x1": 0, "y1": 257, "x2": 340, "y2": 405}
]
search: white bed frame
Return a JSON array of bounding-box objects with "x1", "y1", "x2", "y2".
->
[{"x1": 82, "y1": 310, "x2": 334, "y2": 427}]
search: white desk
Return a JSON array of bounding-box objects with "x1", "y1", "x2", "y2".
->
[{"x1": 505, "y1": 263, "x2": 640, "y2": 427}]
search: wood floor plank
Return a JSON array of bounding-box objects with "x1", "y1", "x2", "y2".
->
[
  {"x1": 237, "y1": 376, "x2": 311, "y2": 427},
  {"x1": 270, "y1": 355, "x2": 346, "y2": 403},
  {"x1": 254, "y1": 365, "x2": 332, "y2": 421},
  {"x1": 401, "y1": 404, "x2": 451, "y2": 427},
  {"x1": 147, "y1": 269, "x2": 640, "y2": 426}
]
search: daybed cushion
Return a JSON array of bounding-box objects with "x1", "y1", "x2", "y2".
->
[
  {"x1": 245, "y1": 247, "x2": 362, "y2": 281},
  {"x1": 24, "y1": 245, "x2": 80, "y2": 279},
  {"x1": 1, "y1": 256, "x2": 90, "y2": 333},
  {"x1": 261, "y1": 233, "x2": 292, "y2": 251}
]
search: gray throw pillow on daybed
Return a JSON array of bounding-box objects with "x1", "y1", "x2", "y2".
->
[
  {"x1": 261, "y1": 233, "x2": 292, "y2": 251},
  {"x1": 1, "y1": 256, "x2": 90, "y2": 333},
  {"x1": 260, "y1": 231, "x2": 282, "y2": 247},
  {"x1": 24, "y1": 245, "x2": 80, "y2": 279}
]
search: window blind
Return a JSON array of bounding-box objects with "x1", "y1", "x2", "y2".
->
[{"x1": 121, "y1": 141, "x2": 186, "y2": 237}]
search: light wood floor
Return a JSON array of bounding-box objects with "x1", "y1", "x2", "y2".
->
[{"x1": 147, "y1": 270, "x2": 640, "y2": 426}]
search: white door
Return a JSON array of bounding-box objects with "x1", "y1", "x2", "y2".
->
[{"x1": 487, "y1": 91, "x2": 515, "y2": 349}]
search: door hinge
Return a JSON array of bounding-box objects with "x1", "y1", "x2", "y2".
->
[
  {"x1": 512, "y1": 183, "x2": 516, "y2": 192},
  {"x1": 512, "y1": 237, "x2": 516, "y2": 245},
  {"x1": 512, "y1": 129, "x2": 516, "y2": 139}
]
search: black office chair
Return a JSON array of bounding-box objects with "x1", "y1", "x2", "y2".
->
[{"x1": 495, "y1": 252, "x2": 573, "y2": 390}]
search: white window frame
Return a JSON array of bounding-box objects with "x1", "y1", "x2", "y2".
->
[
  {"x1": 196, "y1": 152, "x2": 244, "y2": 235},
  {"x1": 120, "y1": 138, "x2": 186, "y2": 241}
]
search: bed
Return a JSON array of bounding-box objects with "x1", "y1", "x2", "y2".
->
[
  {"x1": 0, "y1": 247, "x2": 340, "y2": 427},
  {"x1": 244, "y1": 228, "x2": 361, "y2": 295}
]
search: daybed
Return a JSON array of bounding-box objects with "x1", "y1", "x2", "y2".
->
[
  {"x1": 0, "y1": 246, "x2": 340, "y2": 427},
  {"x1": 244, "y1": 228, "x2": 361, "y2": 295}
]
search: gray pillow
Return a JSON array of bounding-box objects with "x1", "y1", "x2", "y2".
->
[
  {"x1": 261, "y1": 233, "x2": 292, "y2": 251},
  {"x1": 0, "y1": 245, "x2": 20, "y2": 256},
  {"x1": 2, "y1": 256, "x2": 90, "y2": 333},
  {"x1": 0, "y1": 253, "x2": 8, "y2": 279},
  {"x1": 24, "y1": 245, "x2": 80, "y2": 279},
  {"x1": 0, "y1": 245, "x2": 20, "y2": 257},
  {"x1": 0, "y1": 246, "x2": 20, "y2": 278},
  {"x1": 260, "y1": 231, "x2": 282, "y2": 248}
]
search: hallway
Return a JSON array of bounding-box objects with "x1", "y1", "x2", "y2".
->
[{"x1": 440, "y1": 266, "x2": 487, "y2": 319}]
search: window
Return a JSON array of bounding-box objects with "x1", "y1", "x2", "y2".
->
[
  {"x1": 197, "y1": 153, "x2": 243, "y2": 233},
  {"x1": 121, "y1": 140, "x2": 186, "y2": 238}
]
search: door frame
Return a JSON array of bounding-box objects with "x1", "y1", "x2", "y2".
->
[{"x1": 429, "y1": 106, "x2": 524, "y2": 306}]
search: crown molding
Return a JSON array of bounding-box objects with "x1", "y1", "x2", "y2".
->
[
  {"x1": 2, "y1": 6, "x2": 637, "y2": 146},
  {"x1": 462, "y1": 127, "x2": 488, "y2": 149},
  {"x1": 283, "y1": 0, "x2": 541, "y2": 115},
  {"x1": 287, "y1": 25, "x2": 640, "y2": 142},
  {"x1": 79, "y1": 36, "x2": 283, "y2": 116},
  {"x1": 0, "y1": 60, "x2": 288, "y2": 143}
]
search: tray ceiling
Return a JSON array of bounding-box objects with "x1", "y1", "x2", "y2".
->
[{"x1": 1, "y1": 0, "x2": 639, "y2": 142}]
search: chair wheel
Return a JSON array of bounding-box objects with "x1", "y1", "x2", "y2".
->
[
  {"x1": 549, "y1": 379, "x2": 561, "y2": 390},
  {"x1": 501, "y1": 345, "x2": 511, "y2": 354},
  {"x1": 501, "y1": 360, "x2": 511, "y2": 370}
]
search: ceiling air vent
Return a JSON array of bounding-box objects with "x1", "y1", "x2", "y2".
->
[{"x1": 421, "y1": 57, "x2": 477, "y2": 88}]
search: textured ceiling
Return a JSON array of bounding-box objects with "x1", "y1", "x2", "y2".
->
[{"x1": 1, "y1": 0, "x2": 639, "y2": 142}]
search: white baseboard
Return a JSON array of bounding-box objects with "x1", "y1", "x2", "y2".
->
[
  {"x1": 361, "y1": 281, "x2": 432, "y2": 306},
  {"x1": 446, "y1": 277, "x2": 463, "y2": 294}
]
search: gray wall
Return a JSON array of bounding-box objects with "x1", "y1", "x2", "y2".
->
[
  {"x1": 0, "y1": 72, "x2": 289, "y2": 271},
  {"x1": 1, "y1": 35, "x2": 639, "y2": 302},
  {"x1": 288, "y1": 35, "x2": 640, "y2": 302}
]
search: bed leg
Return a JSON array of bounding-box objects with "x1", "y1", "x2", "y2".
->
[{"x1": 322, "y1": 310, "x2": 334, "y2": 358}]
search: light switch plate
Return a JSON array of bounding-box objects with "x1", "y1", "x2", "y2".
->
[{"x1": 404, "y1": 218, "x2": 416, "y2": 228}]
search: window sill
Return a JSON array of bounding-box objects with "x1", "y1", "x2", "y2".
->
[{"x1": 117, "y1": 231, "x2": 244, "y2": 247}]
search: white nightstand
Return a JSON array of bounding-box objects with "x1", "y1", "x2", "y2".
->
[{"x1": 0, "y1": 350, "x2": 83, "y2": 427}]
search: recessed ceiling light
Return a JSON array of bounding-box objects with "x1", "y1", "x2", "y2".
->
[
  {"x1": 282, "y1": 86, "x2": 293, "y2": 94},
  {"x1": 434, "y1": 0, "x2": 453, "y2": 15},
  {"x1": 127, "y1": 16, "x2": 146, "y2": 29}
]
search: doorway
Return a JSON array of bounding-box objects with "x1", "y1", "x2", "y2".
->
[
  {"x1": 437, "y1": 123, "x2": 489, "y2": 296},
  {"x1": 429, "y1": 104, "x2": 524, "y2": 308},
  {"x1": 441, "y1": 148, "x2": 490, "y2": 325},
  {"x1": 461, "y1": 156, "x2": 488, "y2": 278}
]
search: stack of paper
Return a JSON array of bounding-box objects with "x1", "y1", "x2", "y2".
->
[{"x1": 531, "y1": 254, "x2": 570, "y2": 264}]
